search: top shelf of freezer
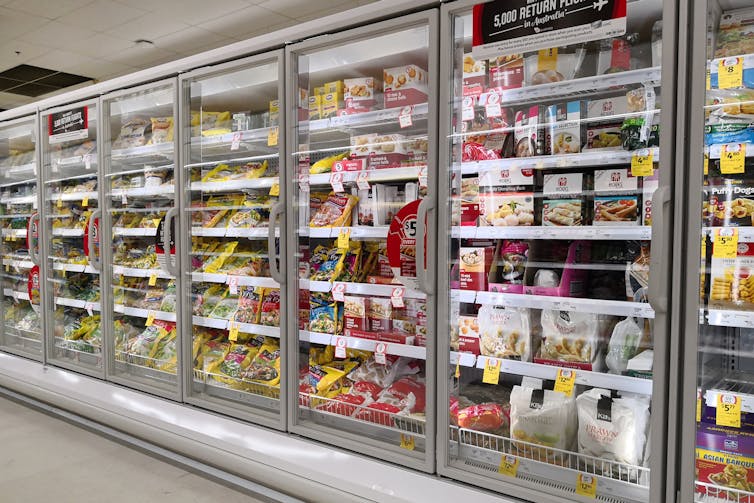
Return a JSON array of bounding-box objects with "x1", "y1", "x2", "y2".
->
[{"x1": 0, "y1": 120, "x2": 37, "y2": 185}]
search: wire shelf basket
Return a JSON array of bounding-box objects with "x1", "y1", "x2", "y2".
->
[
  {"x1": 193, "y1": 368, "x2": 280, "y2": 400},
  {"x1": 697, "y1": 481, "x2": 754, "y2": 502}
]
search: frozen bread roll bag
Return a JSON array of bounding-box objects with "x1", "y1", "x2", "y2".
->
[
  {"x1": 510, "y1": 385, "x2": 577, "y2": 457},
  {"x1": 576, "y1": 388, "x2": 650, "y2": 466}
]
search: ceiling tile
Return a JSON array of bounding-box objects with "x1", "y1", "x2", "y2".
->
[
  {"x1": 151, "y1": 0, "x2": 249, "y2": 26},
  {"x1": 0, "y1": 7, "x2": 52, "y2": 43},
  {"x1": 109, "y1": 44, "x2": 179, "y2": 67},
  {"x1": 26, "y1": 49, "x2": 97, "y2": 73},
  {"x1": 258, "y1": 0, "x2": 351, "y2": 19},
  {"x1": 152, "y1": 27, "x2": 233, "y2": 56},
  {"x1": 4, "y1": 0, "x2": 94, "y2": 21},
  {"x1": 56, "y1": 0, "x2": 145, "y2": 31},
  {"x1": 244, "y1": 19, "x2": 298, "y2": 39},
  {"x1": 64, "y1": 33, "x2": 135, "y2": 59},
  {"x1": 68, "y1": 58, "x2": 135, "y2": 80},
  {"x1": 0, "y1": 40, "x2": 51, "y2": 64},
  {"x1": 18, "y1": 21, "x2": 97, "y2": 47},
  {"x1": 106, "y1": 13, "x2": 190, "y2": 42},
  {"x1": 197, "y1": 5, "x2": 290, "y2": 39}
]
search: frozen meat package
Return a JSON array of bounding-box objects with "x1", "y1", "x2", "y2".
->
[
  {"x1": 510, "y1": 385, "x2": 577, "y2": 458},
  {"x1": 576, "y1": 388, "x2": 650, "y2": 467}
]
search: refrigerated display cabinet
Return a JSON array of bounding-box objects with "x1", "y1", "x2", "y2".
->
[
  {"x1": 101, "y1": 79, "x2": 181, "y2": 399},
  {"x1": 286, "y1": 10, "x2": 439, "y2": 471},
  {"x1": 681, "y1": 1, "x2": 754, "y2": 502},
  {"x1": 179, "y1": 51, "x2": 287, "y2": 428},
  {"x1": 0, "y1": 115, "x2": 43, "y2": 360},
  {"x1": 39, "y1": 99, "x2": 103, "y2": 376},
  {"x1": 437, "y1": 1, "x2": 677, "y2": 502}
]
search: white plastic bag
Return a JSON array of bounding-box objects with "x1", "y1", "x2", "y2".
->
[
  {"x1": 540, "y1": 310, "x2": 601, "y2": 365},
  {"x1": 510, "y1": 385, "x2": 577, "y2": 459},
  {"x1": 606, "y1": 317, "x2": 643, "y2": 374},
  {"x1": 478, "y1": 305, "x2": 532, "y2": 361}
]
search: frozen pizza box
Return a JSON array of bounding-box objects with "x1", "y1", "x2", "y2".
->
[{"x1": 384, "y1": 64, "x2": 428, "y2": 108}]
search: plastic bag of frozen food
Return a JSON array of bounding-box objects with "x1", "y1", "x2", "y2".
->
[
  {"x1": 112, "y1": 117, "x2": 151, "y2": 150},
  {"x1": 310, "y1": 193, "x2": 358, "y2": 227},
  {"x1": 201, "y1": 340, "x2": 230, "y2": 374},
  {"x1": 509, "y1": 385, "x2": 577, "y2": 459},
  {"x1": 540, "y1": 310, "x2": 602, "y2": 366},
  {"x1": 346, "y1": 355, "x2": 419, "y2": 388},
  {"x1": 576, "y1": 388, "x2": 650, "y2": 466},
  {"x1": 605, "y1": 317, "x2": 643, "y2": 374},
  {"x1": 211, "y1": 342, "x2": 257, "y2": 387},
  {"x1": 147, "y1": 117, "x2": 173, "y2": 144},
  {"x1": 376, "y1": 376, "x2": 426, "y2": 414},
  {"x1": 457, "y1": 403, "x2": 510, "y2": 436},
  {"x1": 258, "y1": 289, "x2": 280, "y2": 326},
  {"x1": 243, "y1": 341, "x2": 281, "y2": 387},
  {"x1": 234, "y1": 287, "x2": 263, "y2": 324},
  {"x1": 478, "y1": 305, "x2": 532, "y2": 361}
]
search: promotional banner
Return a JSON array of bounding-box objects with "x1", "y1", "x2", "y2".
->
[
  {"x1": 387, "y1": 200, "x2": 427, "y2": 290},
  {"x1": 472, "y1": 0, "x2": 626, "y2": 59},
  {"x1": 48, "y1": 106, "x2": 89, "y2": 144}
]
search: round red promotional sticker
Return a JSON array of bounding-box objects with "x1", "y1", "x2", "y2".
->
[{"x1": 387, "y1": 199, "x2": 427, "y2": 290}]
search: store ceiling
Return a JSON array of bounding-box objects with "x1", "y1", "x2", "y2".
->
[{"x1": 0, "y1": 0, "x2": 375, "y2": 110}]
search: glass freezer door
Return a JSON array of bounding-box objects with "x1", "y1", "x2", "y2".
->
[
  {"x1": 181, "y1": 52, "x2": 286, "y2": 427},
  {"x1": 102, "y1": 80, "x2": 180, "y2": 398},
  {"x1": 41, "y1": 101, "x2": 102, "y2": 375},
  {"x1": 440, "y1": 1, "x2": 671, "y2": 502},
  {"x1": 289, "y1": 11, "x2": 438, "y2": 471},
  {"x1": 0, "y1": 116, "x2": 42, "y2": 360}
]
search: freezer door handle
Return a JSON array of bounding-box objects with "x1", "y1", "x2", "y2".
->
[
  {"x1": 268, "y1": 201, "x2": 284, "y2": 285},
  {"x1": 164, "y1": 206, "x2": 178, "y2": 277},
  {"x1": 28, "y1": 212, "x2": 40, "y2": 266},
  {"x1": 87, "y1": 209, "x2": 102, "y2": 271},
  {"x1": 648, "y1": 185, "x2": 671, "y2": 315},
  {"x1": 416, "y1": 195, "x2": 435, "y2": 295}
]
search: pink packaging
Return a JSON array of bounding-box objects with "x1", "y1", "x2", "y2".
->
[{"x1": 384, "y1": 65, "x2": 428, "y2": 108}]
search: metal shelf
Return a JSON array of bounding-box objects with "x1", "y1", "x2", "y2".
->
[
  {"x1": 47, "y1": 191, "x2": 97, "y2": 202},
  {"x1": 192, "y1": 127, "x2": 275, "y2": 147},
  {"x1": 190, "y1": 227, "x2": 278, "y2": 239},
  {"x1": 110, "y1": 185, "x2": 175, "y2": 199},
  {"x1": 190, "y1": 177, "x2": 278, "y2": 192},
  {"x1": 2, "y1": 228, "x2": 27, "y2": 238},
  {"x1": 301, "y1": 279, "x2": 425, "y2": 299},
  {"x1": 308, "y1": 166, "x2": 424, "y2": 186},
  {"x1": 110, "y1": 142, "x2": 173, "y2": 162},
  {"x1": 704, "y1": 227, "x2": 754, "y2": 243},
  {"x1": 306, "y1": 102, "x2": 429, "y2": 133},
  {"x1": 113, "y1": 305, "x2": 176, "y2": 322},
  {"x1": 300, "y1": 330, "x2": 426, "y2": 359},
  {"x1": 3, "y1": 288, "x2": 30, "y2": 301},
  {"x1": 306, "y1": 226, "x2": 389, "y2": 239},
  {"x1": 450, "y1": 351, "x2": 478, "y2": 368},
  {"x1": 706, "y1": 309, "x2": 754, "y2": 329},
  {"x1": 54, "y1": 297, "x2": 101, "y2": 311},
  {"x1": 112, "y1": 266, "x2": 170, "y2": 279},
  {"x1": 2, "y1": 258, "x2": 33, "y2": 269},
  {"x1": 51, "y1": 228, "x2": 84, "y2": 237},
  {"x1": 190, "y1": 273, "x2": 278, "y2": 288},
  {"x1": 191, "y1": 316, "x2": 281, "y2": 338},
  {"x1": 52, "y1": 263, "x2": 97, "y2": 274},
  {"x1": 112, "y1": 227, "x2": 158, "y2": 237},
  {"x1": 456, "y1": 226, "x2": 652, "y2": 241}
]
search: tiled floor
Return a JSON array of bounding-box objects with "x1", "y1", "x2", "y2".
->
[{"x1": 0, "y1": 395, "x2": 265, "y2": 503}]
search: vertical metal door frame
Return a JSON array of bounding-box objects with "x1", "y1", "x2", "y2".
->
[
  {"x1": 284, "y1": 9, "x2": 439, "y2": 473},
  {"x1": 177, "y1": 48, "x2": 288, "y2": 430},
  {"x1": 38, "y1": 98, "x2": 104, "y2": 378}
]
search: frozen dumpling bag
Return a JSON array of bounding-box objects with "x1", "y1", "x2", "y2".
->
[{"x1": 478, "y1": 305, "x2": 532, "y2": 361}]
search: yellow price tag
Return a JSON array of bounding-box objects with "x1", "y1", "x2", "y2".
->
[
  {"x1": 704, "y1": 153, "x2": 709, "y2": 176},
  {"x1": 148, "y1": 273, "x2": 157, "y2": 286},
  {"x1": 697, "y1": 396, "x2": 702, "y2": 423},
  {"x1": 153, "y1": 218, "x2": 161, "y2": 228},
  {"x1": 82, "y1": 197, "x2": 88, "y2": 207},
  {"x1": 337, "y1": 228, "x2": 350, "y2": 249},
  {"x1": 4, "y1": 263, "x2": 9, "y2": 272},
  {"x1": 269, "y1": 182, "x2": 280, "y2": 197},
  {"x1": 719, "y1": 57, "x2": 744, "y2": 89},
  {"x1": 400, "y1": 434, "x2": 415, "y2": 451},
  {"x1": 228, "y1": 322, "x2": 239, "y2": 342},
  {"x1": 713, "y1": 227, "x2": 739, "y2": 259},
  {"x1": 455, "y1": 359, "x2": 461, "y2": 379},
  {"x1": 721, "y1": 143, "x2": 746, "y2": 174},
  {"x1": 631, "y1": 149, "x2": 654, "y2": 177},
  {"x1": 57, "y1": 197, "x2": 63, "y2": 208},
  {"x1": 498, "y1": 455, "x2": 519, "y2": 477},
  {"x1": 537, "y1": 48, "x2": 558, "y2": 71},
  {"x1": 267, "y1": 126, "x2": 279, "y2": 147},
  {"x1": 145, "y1": 311, "x2": 155, "y2": 327},
  {"x1": 717, "y1": 393, "x2": 742, "y2": 428},
  {"x1": 576, "y1": 473, "x2": 597, "y2": 498},
  {"x1": 482, "y1": 357, "x2": 501, "y2": 385},
  {"x1": 62, "y1": 268, "x2": 66, "y2": 278},
  {"x1": 554, "y1": 368, "x2": 576, "y2": 397},
  {"x1": 706, "y1": 68, "x2": 711, "y2": 90}
]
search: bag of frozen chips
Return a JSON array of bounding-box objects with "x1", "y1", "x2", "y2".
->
[{"x1": 509, "y1": 385, "x2": 577, "y2": 461}]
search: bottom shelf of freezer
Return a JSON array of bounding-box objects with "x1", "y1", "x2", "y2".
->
[
  {"x1": 53, "y1": 336, "x2": 102, "y2": 366},
  {"x1": 192, "y1": 369, "x2": 280, "y2": 411},
  {"x1": 695, "y1": 481, "x2": 754, "y2": 503},
  {"x1": 2, "y1": 323, "x2": 41, "y2": 352}
]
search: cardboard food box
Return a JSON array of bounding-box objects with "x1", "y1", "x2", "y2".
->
[
  {"x1": 308, "y1": 95, "x2": 322, "y2": 120},
  {"x1": 269, "y1": 100, "x2": 279, "y2": 125},
  {"x1": 321, "y1": 92, "x2": 341, "y2": 118},
  {"x1": 478, "y1": 191, "x2": 535, "y2": 227},
  {"x1": 547, "y1": 101, "x2": 583, "y2": 155},
  {"x1": 384, "y1": 64, "x2": 428, "y2": 108},
  {"x1": 456, "y1": 315, "x2": 481, "y2": 355},
  {"x1": 542, "y1": 172, "x2": 584, "y2": 197},
  {"x1": 594, "y1": 168, "x2": 639, "y2": 193},
  {"x1": 380, "y1": 329, "x2": 415, "y2": 345},
  {"x1": 587, "y1": 96, "x2": 629, "y2": 119},
  {"x1": 585, "y1": 123, "x2": 623, "y2": 150},
  {"x1": 542, "y1": 199, "x2": 584, "y2": 226},
  {"x1": 594, "y1": 196, "x2": 640, "y2": 225},
  {"x1": 696, "y1": 423, "x2": 754, "y2": 502},
  {"x1": 368, "y1": 297, "x2": 392, "y2": 332},
  {"x1": 344, "y1": 295, "x2": 368, "y2": 332},
  {"x1": 704, "y1": 179, "x2": 754, "y2": 227},
  {"x1": 459, "y1": 246, "x2": 495, "y2": 291},
  {"x1": 597, "y1": 38, "x2": 633, "y2": 75},
  {"x1": 460, "y1": 177, "x2": 480, "y2": 226},
  {"x1": 350, "y1": 133, "x2": 408, "y2": 169},
  {"x1": 404, "y1": 298, "x2": 427, "y2": 347},
  {"x1": 462, "y1": 53, "x2": 487, "y2": 98},
  {"x1": 642, "y1": 173, "x2": 659, "y2": 226},
  {"x1": 488, "y1": 54, "x2": 524, "y2": 91},
  {"x1": 344, "y1": 77, "x2": 378, "y2": 113},
  {"x1": 514, "y1": 106, "x2": 548, "y2": 157},
  {"x1": 324, "y1": 80, "x2": 344, "y2": 95},
  {"x1": 709, "y1": 240, "x2": 754, "y2": 308}
]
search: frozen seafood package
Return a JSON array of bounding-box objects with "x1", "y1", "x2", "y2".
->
[
  {"x1": 523, "y1": 46, "x2": 586, "y2": 86},
  {"x1": 510, "y1": 385, "x2": 577, "y2": 458},
  {"x1": 576, "y1": 388, "x2": 650, "y2": 467},
  {"x1": 478, "y1": 305, "x2": 533, "y2": 361},
  {"x1": 539, "y1": 310, "x2": 603, "y2": 369}
]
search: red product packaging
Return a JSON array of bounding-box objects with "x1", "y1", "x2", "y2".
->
[
  {"x1": 457, "y1": 315, "x2": 481, "y2": 355},
  {"x1": 459, "y1": 247, "x2": 494, "y2": 291},
  {"x1": 351, "y1": 380, "x2": 383, "y2": 401},
  {"x1": 368, "y1": 298, "x2": 392, "y2": 332},
  {"x1": 457, "y1": 403, "x2": 508, "y2": 433},
  {"x1": 343, "y1": 295, "x2": 368, "y2": 332},
  {"x1": 317, "y1": 393, "x2": 367, "y2": 416},
  {"x1": 379, "y1": 376, "x2": 426, "y2": 414},
  {"x1": 488, "y1": 55, "x2": 524, "y2": 91},
  {"x1": 355, "y1": 402, "x2": 401, "y2": 426},
  {"x1": 384, "y1": 65, "x2": 428, "y2": 108}
]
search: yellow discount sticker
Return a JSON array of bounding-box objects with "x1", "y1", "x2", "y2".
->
[
  {"x1": 554, "y1": 368, "x2": 576, "y2": 397},
  {"x1": 337, "y1": 228, "x2": 350, "y2": 249},
  {"x1": 148, "y1": 273, "x2": 157, "y2": 286},
  {"x1": 713, "y1": 227, "x2": 739, "y2": 259},
  {"x1": 704, "y1": 152, "x2": 709, "y2": 176},
  {"x1": 400, "y1": 434, "x2": 415, "y2": 451},
  {"x1": 719, "y1": 57, "x2": 744, "y2": 89},
  {"x1": 537, "y1": 48, "x2": 558, "y2": 72},
  {"x1": 482, "y1": 357, "x2": 501, "y2": 385},
  {"x1": 145, "y1": 311, "x2": 155, "y2": 327},
  {"x1": 576, "y1": 473, "x2": 597, "y2": 498},
  {"x1": 269, "y1": 182, "x2": 280, "y2": 197},
  {"x1": 631, "y1": 149, "x2": 654, "y2": 177},
  {"x1": 706, "y1": 68, "x2": 711, "y2": 91},
  {"x1": 455, "y1": 359, "x2": 461, "y2": 379},
  {"x1": 717, "y1": 393, "x2": 742, "y2": 428},
  {"x1": 267, "y1": 126, "x2": 279, "y2": 147},
  {"x1": 721, "y1": 143, "x2": 746, "y2": 174},
  {"x1": 498, "y1": 455, "x2": 519, "y2": 477},
  {"x1": 228, "y1": 322, "x2": 239, "y2": 342},
  {"x1": 81, "y1": 197, "x2": 88, "y2": 207}
]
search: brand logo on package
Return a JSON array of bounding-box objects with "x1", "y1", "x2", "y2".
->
[
  {"x1": 48, "y1": 106, "x2": 89, "y2": 144},
  {"x1": 725, "y1": 439, "x2": 739, "y2": 451},
  {"x1": 472, "y1": 0, "x2": 627, "y2": 59}
]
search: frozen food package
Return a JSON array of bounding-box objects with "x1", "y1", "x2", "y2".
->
[
  {"x1": 596, "y1": 34, "x2": 639, "y2": 75},
  {"x1": 383, "y1": 64, "x2": 428, "y2": 107},
  {"x1": 510, "y1": 386, "x2": 577, "y2": 458},
  {"x1": 478, "y1": 305, "x2": 532, "y2": 361},
  {"x1": 488, "y1": 54, "x2": 524, "y2": 91},
  {"x1": 243, "y1": 341, "x2": 281, "y2": 387},
  {"x1": 542, "y1": 200, "x2": 583, "y2": 226},
  {"x1": 546, "y1": 102, "x2": 582, "y2": 155},
  {"x1": 478, "y1": 191, "x2": 534, "y2": 226},
  {"x1": 309, "y1": 193, "x2": 358, "y2": 227},
  {"x1": 540, "y1": 310, "x2": 602, "y2": 367},
  {"x1": 489, "y1": 240, "x2": 528, "y2": 289},
  {"x1": 606, "y1": 317, "x2": 643, "y2": 374},
  {"x1": 457, "y1": 403, "x2": 510, "y2": 436},
  {"x1": 147, "y1": 117, "x2": 173, "y2": 144},
  {"x1": 716, "y1": 7, "x2": 754, "y2": 58},
  {"x1": 523, "y1": 47, "x2": 586, "y2": 86},
  {"x1": 594, "y1": 196, "x2": 640, "y2": 225},
  {"x1": 346, "y1": 355, "x2": 419, "y2": 388},
  {"x1": 462, "y1": 53, "x2": 487, "y2": 97},
  {"x1": 234, "y1": 287, "x2": 263, "y2": 324},
  {"x1": 112, "y1": 117, "x2": 151, "y2": 150},
  {"x1": 259, "y1": 289, "x2": 281, "y2": 327},
  {"x1": 514, "y1": 106, "x2": 547, "y2": 157},
  {"x1": 576, "y1": 388, "x2": 650, "y2": 467}
]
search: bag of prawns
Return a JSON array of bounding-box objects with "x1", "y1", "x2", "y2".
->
[
  {"x1": 478, "y1": 305, "x2": 532, "y2": 361},
  {"x1": 539, "y1": 310, "x2": 603, "y2": 369}
]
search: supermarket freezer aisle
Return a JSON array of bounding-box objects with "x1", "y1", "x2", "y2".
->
[{"x1": 0, "y1": 395, "x2": 267, "y2": 503}]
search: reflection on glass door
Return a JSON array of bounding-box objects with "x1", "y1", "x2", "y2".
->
[
  {"x1": 181, "y1": 52, "x2": 286, "y2": 426},
  {"x1": 102, "y1": 80, "x2": 180, "y2": 398},
  {"x1": 41, "y1": 101, "x2": 102, "y2": 374},
  {"x1": 289, "y1": 11, "x2": 437, "y2": 471},
  {"x1": 440, "y1": 1, "x2": 665, "y2": 501},
  {"x1": 0, "y1": 116, "x2": 42, "y2": 360}
]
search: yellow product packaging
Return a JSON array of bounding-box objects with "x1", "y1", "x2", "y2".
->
[
  {"x1": 308, "y1": 95, "x2": 322, "y2": 120},
  {"x1": 211, "y1": 342, "x2": 257, "y2": 387},
  {"x1": 321, "y1": 92, "x2": 341, "y2": 118},
  {"x1": 269, "y1": 100, "x2": 279, "y2": 123},
  {"x1": 309, "y1": 151, "x2": 349, "y2": 174},
  {"x1": 148, "y1": 117, "x2": 174, "y2": 144},
  {"x1": 314, "y1": 86, "x2": 325, "y2": 96},
  {"x1": 324, "y1": 80, "x2": 344, "y2": 95},
  {"x1": 243, "y1": 160, "x2": 268, "y2": 179},
  {"x1": 244, "y1": 342, "x2": 281, "y2": 387},
  {"x1": 201, "y1": 164, "x2": 237, "y2": 183},
  {"x1": 192, "y1": 332, "x2": 212, "y2": 369},
  {"x1": 203, "y1": 241, "x2": 239, "y2": 274},
  {"x1": 197, "y1": 111, "x2": 231, "y2": 136},
  {"x1": 336, "y1": 240, "x2": 362, "y2": 282},
  {"x1": 307, "y1": 364, "x2": 346, "y2": 396},
  {"x1": 309, "y1": 345, "x2": 335, "y2": 366},
  {"x1": 309, "y1": 193, "x2": 358, "y2": 227},
  {"x1": 201, "y1": 340, "x2": 230, "y2": 375},
  {"x1": 346, "y1": 348, "x2": 372, "y2": 362}
]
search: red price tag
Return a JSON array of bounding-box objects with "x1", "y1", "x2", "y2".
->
[
  {"x1": 84, "y1": 154, "x2": 92, "y2": 170},
  {"x1": 227, "y1": 275, "x2": 238, "y2": 295},
  {"x1": 399, "y1": 106, "x2": 413, "y2": 128},
  {"x1": 418, "y1": 166, "x2": 428, "y2": 189},
  {"x1": 334, "y1": 336, "x2": 347, "y2": 358},
  {"x1": 230, "y1": 132, "x2": 242, "y2": 151},
  {"x1": 391, "y1": 286, "x2": 405, "y2": 308},
  {"x1": 331, "y1": 282, "x2": 346, "y2": 302},
  {"x1": 85, "y1": 303, "x2": 94, "y2": 316},
  {"x1": 374, "y1": 342, "x2": 387, "y2": 364},
  {"x1": 298, "y1": 173, "x2": 309, "y2": 192},
  {"x1": 356, "y1": 171, "x2": 370, "y2": 190},
  {"x1": 330, "y1": 172, "x2": 344, "y2": 193}
]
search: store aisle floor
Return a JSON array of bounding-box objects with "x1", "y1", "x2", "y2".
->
[{"x1": 0, "y1": 395, "x2": 266, "y2": 503}]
